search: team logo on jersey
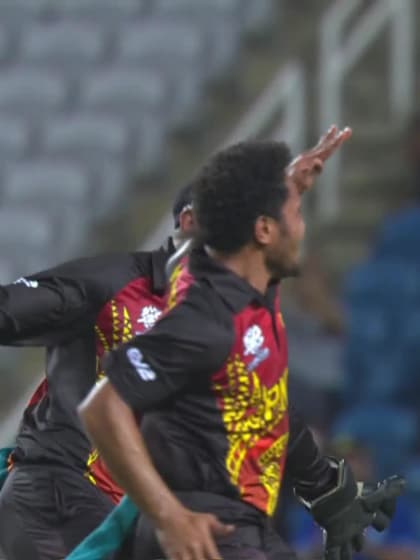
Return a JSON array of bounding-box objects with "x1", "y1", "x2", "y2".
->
[
  {"x1": 243, "y1": 324, "x2": 270, "y2": 371},
  {"x1": 243, "y1": 325, "x2": 265, "y2": 355},
  {"x1": 126, "y1": 347, "x2": 156, "y2": 381},
  {"x1": 137, "y1": 305, "x2": 162, "y2": 330}
]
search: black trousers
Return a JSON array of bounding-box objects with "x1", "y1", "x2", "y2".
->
[
  {"x1": 0, "y1": 465, "x2": 118, "y2": 560},
  {"x1": 0, "y1": 470, "x2": 297, "y2": 560},
  {"x1": 129, "y1": 492, "x2": 297, "y2": 560},
  {"x1": 131, "y1": 520, "x2": 296, "y2": 560}
]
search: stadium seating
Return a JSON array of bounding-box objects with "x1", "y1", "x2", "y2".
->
[
  {"x1": 0, "y1": 0, "x2": 275, "y2": 281},
  {"x1": 3, "y1": 162, "x2": 93, "y2": 256},
  {"x1": 342, "y1": 258, "x2": 420, "y2": 405},
  {"x1": 47, "y1": 0, "x2": 146, "y2": 21},
  {"x1": 117, "y1": 20, "x2": 206, "y2": 129},
  {"x1": 341, "y1": 214, "x2": 420, "y2": 494},
  {"x1": 404, "y1": 459, "x2": 420, "y2": 533},
  {"x1": 0, "y1": 116, "x2": 30, "y2": 161},
  {"x1": 0, "y1": 0, "x2": 49, "y2": 21},
  {"x1": 20, "y1": 22, "x2": 107, "y2": 69},
  {"x1": 332, "y1": 404, "x2": 417, "y2": 478},
  {"x1": 0, "y1": 205, "x2": 56, "y2": 273},
  {"x1": 4, "y1": 161, "x2": 92, "y2": 205},
  {"x1": 81, "y1": 69, "x2": 169, "y2": 115},
  {"x1": 153, "y1": 0, "x2": 242, "y2": 81},
  {"x1": 241, "y1": 0, "x2": 276, "y2": 34},
  {"x1": 373, "y1": 206, "x2": 420, "y2": 261},
  {"x1": 44, "y1": 115, "x2": 130, "y2": 161},
  {"x1": 0, "y1": 70, "x2": 68, "y2": 117}
]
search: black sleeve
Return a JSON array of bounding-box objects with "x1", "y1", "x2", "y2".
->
[
  {"x1": 286, "y1": 405, "x2": 336, "y2": 500},
  {"x1": 103, "y1": 285, "x2": 233, "y2": 412},
  {"x1": 0, "y1": 253, "x2": 140, "y2": 346}
]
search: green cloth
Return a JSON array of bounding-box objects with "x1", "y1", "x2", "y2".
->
[
  {"x1": 65, "y1": 495, "x2": 138, "y2": 560},
  {"x1": 0, "y1": 447, "x2": 13, "y2": 489}
]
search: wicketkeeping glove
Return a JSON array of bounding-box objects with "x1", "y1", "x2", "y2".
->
[{"x1": 296, "y1": 458, "x2": 405, "y2": 560}]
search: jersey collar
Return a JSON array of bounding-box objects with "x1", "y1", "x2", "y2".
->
[{"x1": 189, "y1": 247, "x2": 277, "y2": 313}]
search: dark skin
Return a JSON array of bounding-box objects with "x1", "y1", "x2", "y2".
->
[
  {"x1": 79, "y1": 125, "x2": 352, "y2": 560},
  {"x1": 286, "y1": 125, "x2": 352, "y2": 194}
]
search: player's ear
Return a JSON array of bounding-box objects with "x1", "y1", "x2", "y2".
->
[{"x1": 254, "y1": 215, "x2": 277, "y2": 246}]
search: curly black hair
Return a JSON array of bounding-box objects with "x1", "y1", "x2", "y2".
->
[{"x1": 192, "y1": 140, "x2": 292, "y2": 253}]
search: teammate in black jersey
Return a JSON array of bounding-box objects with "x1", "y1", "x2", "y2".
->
[{"x1": 0, "y1": 187, "x2": 194, "y2": 560}]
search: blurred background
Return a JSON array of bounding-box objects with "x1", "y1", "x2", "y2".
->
[{"x1": 0, "y1": 0, "x2": 419, "y2": 558}]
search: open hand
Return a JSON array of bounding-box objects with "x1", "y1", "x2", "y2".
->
[{"x1": 286, "y1": 125, "x2": 352, "y2": 193}]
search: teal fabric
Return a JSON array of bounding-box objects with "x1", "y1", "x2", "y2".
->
[
  {"x1": 65, "y1": 495, "x2": 138, "y2": 560},
  {"x1": 0, "y1": 447, "x2": 13, "y2": 489}
]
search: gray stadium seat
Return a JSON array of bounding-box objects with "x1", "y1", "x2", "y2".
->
[
  {"x1": 153, "y1": 0, "x2": 241, "y2": 16},
  {"x1": 205, "y1": 20, "x2": 242, "y2": 81},
  {"x1": 0, "y1": 198, "x2": 91, "y2": 260},
  {"x1": 44, "y1": 115, "x2": 130, "y2": 161},
  {"x1": 133, "y1": 112, "x2": 168, "y2": 177},
  {"x1": 242, "y1": 0, "x2": 275, "y2": 34},
  {"x1": 20, "y1": 22, "x2": 107, "y2": 67},
  {"x1": 0, "y1": 0, "x2": 49, "y2": 21},
  {"x1": 81, "y1": 69, "x2": 169, "y2": 116},
  {"x1": 0, "y1": 26, "x2": 12, "y2": 63},
  {"x1": 21, "y1": 251, "x2": 68, "y2": 276},
  {"x1": 153, "y1": 0, "x2": 242, "y2": 81},
  {"x1": 119, "y1": 21, "x2": 204, "y2": 68},
  {"x1": 118, "y1": 21, "x2": 205, "y2": 129},
  {"x1": 48, "y1": 0, "x2": 145, "y2": 20},
  {"x1": 3, "y1": 162, "x2": 92, "y2": 205},
  {"x1": 0, "y1": 206, "x2": 55, "y2": 249},
  {"x1": 0, "y1": 235, "x2": 73, "y2": 277},
  {"x1": 93, "y1": 161, "x2": 127, "y2": 220},
  {"x1": 43, "y1": 114, "x2": 166, "y2": 212},
  {"x1": 84, "y1": 116, "x2": 168, "y2": 214},
  {"x1": 0, "y1": 116, "x2": 30, "y2": 159},
  {"x1": 0, "y1": 257, "x2": 17, "y2": 285},
  {"x1": 0, "y1": 70, "x2": 67, "y2": 116}
]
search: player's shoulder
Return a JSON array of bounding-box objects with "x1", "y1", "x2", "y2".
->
[
  {"x1": 166, "y1": 276, "x2": 234, "y2": 336},
  {"x1": 151, "y1": 279, "x2": 235, "y2": 365},
  {"x1": 79, "y1": 250, "x2": 161, "y2": 295}
]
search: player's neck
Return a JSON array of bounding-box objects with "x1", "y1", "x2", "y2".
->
[{"x1": 209, "y1": 246, "x2": 270, "y2": 295}]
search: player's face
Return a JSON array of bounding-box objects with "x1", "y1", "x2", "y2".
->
[{"x1": 263, "y1": 182, "x2": 306, "y2": 280}]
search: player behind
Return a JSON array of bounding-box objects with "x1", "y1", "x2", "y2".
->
[{"x1": 0, "y1": 186, "x2": 193, "y2": 560}]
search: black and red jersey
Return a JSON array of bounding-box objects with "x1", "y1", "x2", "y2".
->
[
  {"x1": 167, "y1": 247, "x2": 336, "y2": 503},
  {"x1": 1, "y1": 240, "x2": 173, "y2": 503},
  {"x1": 104, "y1": 247, "x2": 290, "y2": 517},
  {"x1": 105, "y1": 247, "x2": 337, "y2": 518}
]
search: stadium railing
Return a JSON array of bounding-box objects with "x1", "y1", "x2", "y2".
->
[{"x1": 318, "y1": 0, "x2": 415, "y2": 221}]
